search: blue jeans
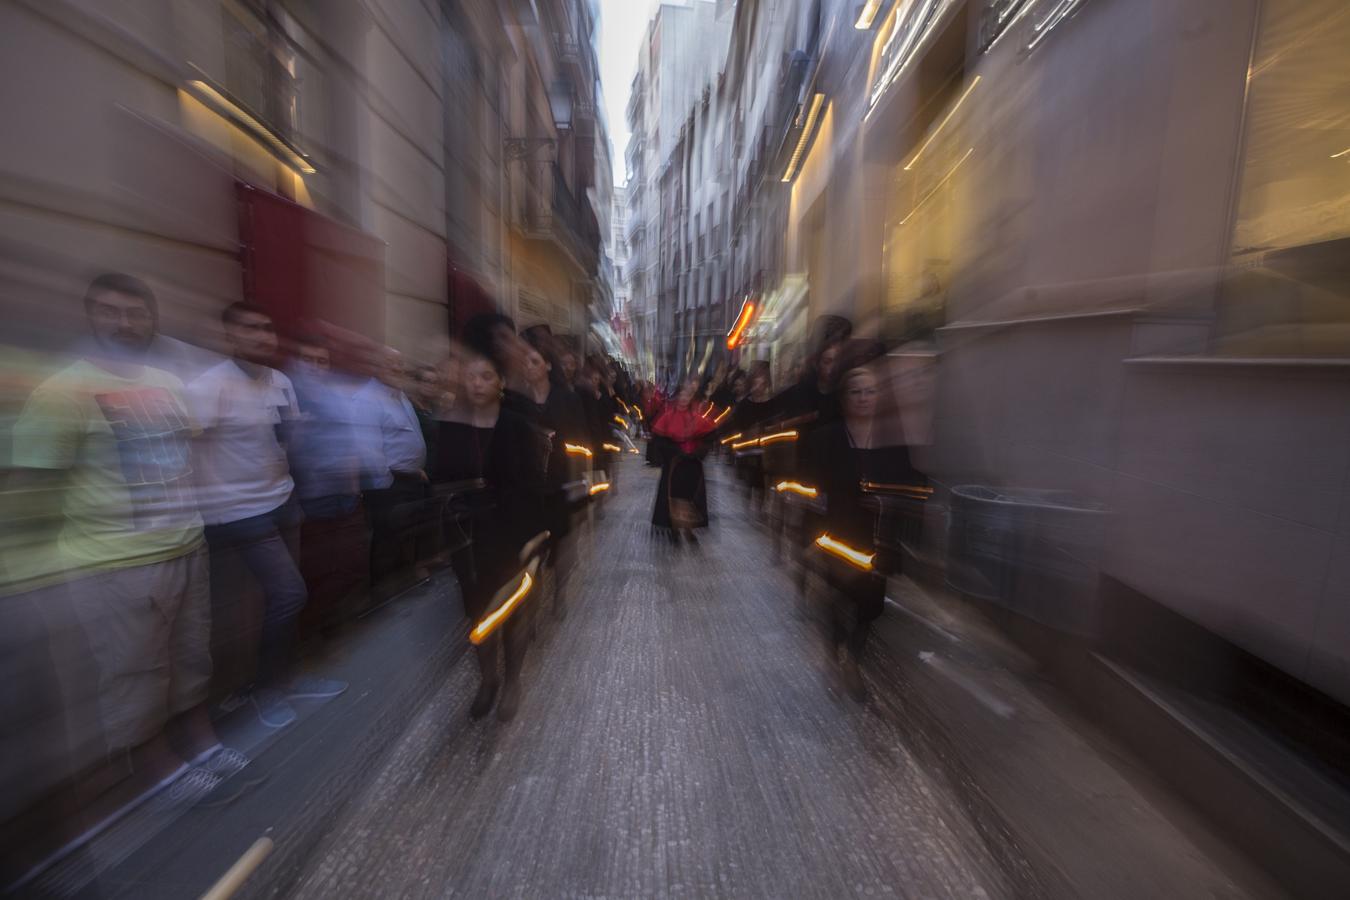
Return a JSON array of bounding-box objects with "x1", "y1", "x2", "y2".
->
[{"x1": 205, "y1": 495, "x2": 307, "y2": 687}]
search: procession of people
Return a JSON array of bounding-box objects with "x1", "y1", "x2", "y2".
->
[{"x1": 632, "y1": 315, "x2": 932, "y2": 702}]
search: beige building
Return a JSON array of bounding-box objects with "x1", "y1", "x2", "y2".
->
[{"x1": 1, "y1": 0, "x2": 611, "y2": 369}]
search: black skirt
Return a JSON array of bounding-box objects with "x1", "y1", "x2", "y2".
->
[{"x1": 652, "y1": 453, "x2": 708, "y2": 531}]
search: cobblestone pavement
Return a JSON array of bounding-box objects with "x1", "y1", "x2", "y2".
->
[
  {"x1": 275, "y1": 457, "x2": 1281, "y2": 899},
  {"x1": 282, "y1": 459, "x2": 1039, "y2": 899}
]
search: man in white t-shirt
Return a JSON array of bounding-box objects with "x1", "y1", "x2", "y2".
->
[{"x1": 189, "y1": 303, "x2": 345, "y2": 729}]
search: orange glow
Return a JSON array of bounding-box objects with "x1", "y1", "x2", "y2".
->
[
  {"x1": 602, "y1": 442, "x2": 622, "y2": 452},
  {"x1": 618, "y1": 399, "x2": 632, "y2": 413},
  {"x1": 781, "y1": 93, "x2": 825, "y2": 182},
  {"x1": 588, "y1": 482, "x2": 611, "y2": 496},
  {"x1": 629, "y1": 448, "x2": 640, "y2": 454},
  {"x1": 469, "y1": 572, "x2": 534, "y2": 644},
  {"x1": 614, "y1": 415, "x2": 630, "y2": 429},
  {"x1": 635, "y1": 408, "x2": 644, "y2": 422},
  {"x1": 759, "y1": 430, "x2": 798, "y2": 446},
  {"x1": 774, "y1": 481, "x2": 819, "y2": 498},
  {"x1": 862, "y1": 481, "x2": 934, "y2": 498},
  {"x1": 186, "y1": 80, "x2": 316, "y2": 174},
  {"x1": 726, "y1": 299, "x2": 756, "y2": 350},
  {"x1": 565, "y1": 443, "x2": 593, "y2": 458},
  {"x1": 855, "y1": 0, "x2": 883, "y2": 29},
  {"x1": 719, "y1": 432, "x2": 744, "y2": 445},
  {"x1": 815, "y1": 533, "x2": 875, "y2": 571},
  {"x1": 714, "y1": 406, "x2": 732, "y2": 423},
  {"x1": 731, "y1": 437, "x2": 759, "y2": 451}
]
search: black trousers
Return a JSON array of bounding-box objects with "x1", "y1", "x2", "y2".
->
[{"x1": 365, "y1": 473, "x2": 432, "y2": 589}]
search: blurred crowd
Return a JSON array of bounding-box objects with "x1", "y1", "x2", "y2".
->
[
  {"x1": 0, "y1": 273, "x2": 640, "y2": 888},
  {"x1": 642, "y1": 315, "x2": 935, "y2": 700}
]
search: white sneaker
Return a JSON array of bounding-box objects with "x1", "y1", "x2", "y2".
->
[
  {"x1": 283, "y1": 674, "x2": 348, "y2": 700},
  {"x1": 251, "y1": 688, "x2": 297, "y2": 728},
  {"x1": 201, "y1": 747, "x2": 251, "y2": 778}
]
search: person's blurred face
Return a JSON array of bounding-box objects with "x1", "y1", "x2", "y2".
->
[
  {"x1": 843, "y1": 369, "x2": 879, "y2": 420},
  {"x1": 88, "y1": 290, "x2": 154, "y2": 354},
  {"x1": 463, "y1": 357, "x2": 502, "y2": 409},
  {"x1": 818, "y1": 345, "x2": 840, "y2": 383},
  {"x1": 561, "y1": 352, "x2": 578, "y2": 383},
  {"x1": 749, "y1": 371, "x2": 769, "y2": 397},
  {"x1": 414, "y1": 367, "x2": 442, "y2": 403},
  {"x1": 676, "y1": 380, "x2": 696, "y2": 408},
  {"x1": 225, "y1": 310, "x2": 278, "y2": 365},
  {"x1": 297, "y1": 344, "x2": 330, "y2": 371},
  {"x1": 523, "y1": 348, "x2": 550, "y2": 387}
]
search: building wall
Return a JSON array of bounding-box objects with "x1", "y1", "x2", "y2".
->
[
  {"x1": 648, "y1": 0, "x2": 1350, "y2": 706},
  {"x1": 624, "y1": 0, "x2": 730, "y2": 380},
  {"x1": 1, "y1": 0, "x2": 610, "y2": 374}
]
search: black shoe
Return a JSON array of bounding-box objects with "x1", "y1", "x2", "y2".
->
[
  {"x1": 840, "y1": 656, "x2": 866, "y2": 702},
  {"x1": 469, "y1": 680, "x2": 498, "y2": 720},
  {"x1": 497, "y1": 680, "x2": 521, "y2": 722}
]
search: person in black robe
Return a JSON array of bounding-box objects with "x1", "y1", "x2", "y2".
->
[
  {"x1": 725, "y1": 361, "x2": 776, "y2": 508},
  {"x1": 506, "y1": 337, "x2": 587, "y2": 621},
  {"x1": 801, "y1": 363, "x2": 924, "y2": 700},
  {"x1": 650, "y1": 379, "x2": 717, "y2": 544},
  {"x1": 577, "y1": 360, "x2": 618, "y2": 492},
  {"x1": 432, "y1": 349, "x2": 547, "y2": 721}
]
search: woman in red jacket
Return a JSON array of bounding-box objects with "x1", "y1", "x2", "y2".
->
[{"x1": 650, "y1": 379, "x2": 718, "y2": 543}]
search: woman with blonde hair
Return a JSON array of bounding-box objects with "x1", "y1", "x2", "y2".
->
[{"x1": 801, "y1": 350, "x2": 925, "y2": 700}]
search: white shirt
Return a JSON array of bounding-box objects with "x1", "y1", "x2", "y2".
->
[
  {"x1": 352, "y1": 379, "x2": 426, "y2": 489},
  {"x1": 188, "y1": 359, "x2": 299, "y2": 525}
]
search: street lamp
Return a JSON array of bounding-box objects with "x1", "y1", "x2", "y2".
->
[
  {"x1": 505, "y1": 79, "x2": 575, "y2": 160},
  {"x1": 547, "y1": 79, "x2": 574, "y2": 132}
]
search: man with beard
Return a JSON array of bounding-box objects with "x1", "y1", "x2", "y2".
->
[{"x1": 10, "y1": 274, "x2": 239, "y2": 817}]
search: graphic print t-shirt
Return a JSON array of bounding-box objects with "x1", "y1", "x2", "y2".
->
[{"x1": 11, "y1": 359, "x2": 203, "y2": 572}]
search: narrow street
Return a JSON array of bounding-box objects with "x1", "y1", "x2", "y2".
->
[{"x1": 272, "y1": 459, "x2": 1273, "y2": 900}]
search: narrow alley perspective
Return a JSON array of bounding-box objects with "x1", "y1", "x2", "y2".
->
[{"x1": 5, "y1": 1, "x2": 1350, "y2": 898}]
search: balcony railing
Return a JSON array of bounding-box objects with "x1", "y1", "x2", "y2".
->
[{"x1": 519, "y1": 161, "x2": 602, "y2": 278}]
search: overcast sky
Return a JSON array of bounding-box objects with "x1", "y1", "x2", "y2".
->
[{"x1": 596, "y1": 0, "x2": 665, "y2": 186}]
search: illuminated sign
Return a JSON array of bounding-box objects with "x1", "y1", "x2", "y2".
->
[
  {"x1": 978, "y1": 0, "x2": 1035, "y2": 53},
  {"x1": 868, "y1": 0, "x2": 955, "y2": 114},
  {"x1": 726, "y1": 297, "x2": 757, "y2": 349},
  {"x1": 979, "y1": 0, "x2": 1096, "y2": 55}
]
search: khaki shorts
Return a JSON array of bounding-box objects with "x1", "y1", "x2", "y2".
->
[{"x1": 66, "y1": 545, "x2": 212, "y2": 752}]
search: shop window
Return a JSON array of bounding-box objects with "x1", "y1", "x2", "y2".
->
[{"x1": 1219, "y1": 0, "x2": 1350, "y2": 355}]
